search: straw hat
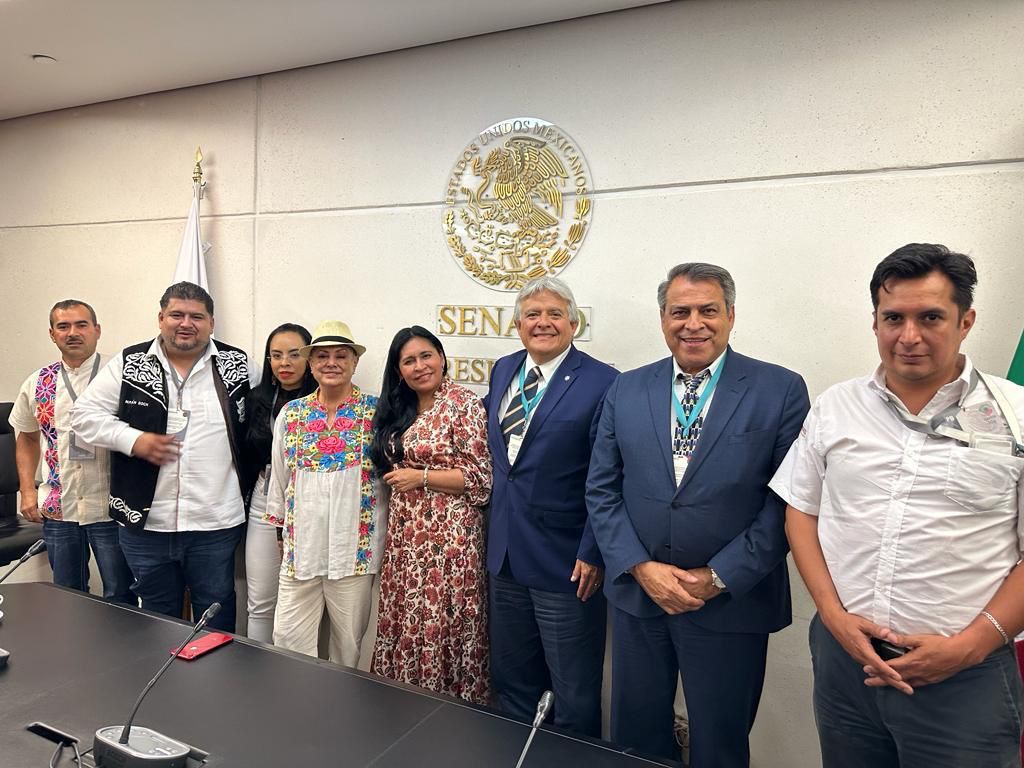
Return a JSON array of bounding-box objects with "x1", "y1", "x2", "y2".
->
[{"x1": 299, "y1": 320, "x2": 366, "y2": 358}]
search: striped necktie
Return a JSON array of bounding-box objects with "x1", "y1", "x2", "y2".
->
[
  {"x1": 673, "y1": 370, "x2": 709, "y2": 458},
  {"x1": 501, "y1": 366, "x2": 542, "y2": 446}
]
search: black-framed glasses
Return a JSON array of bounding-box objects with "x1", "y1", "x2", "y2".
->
[{"x1": 268, "y1": 351, "x2": 303, "y2": 362}]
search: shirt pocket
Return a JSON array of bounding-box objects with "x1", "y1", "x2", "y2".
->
[{"x1": 944, "y1": 448, "x2": 1021, "y2": 513}]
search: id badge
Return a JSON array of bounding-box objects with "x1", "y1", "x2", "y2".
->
[
  {"x1": 507, "y1": 433, "x2": 524, "y2": 465},
  {"x1": 673, "y1": 454, "x2": 688, "y2": 486},
  {"x1": 969, "y1": 432, "x2": 1016, "y2": 457},
  {"x1": 68, "y1": 431, "x2": 96, "y2": 461},
  {"x1": 166, "y1": 409, "x2": 190, "y2": 441}
]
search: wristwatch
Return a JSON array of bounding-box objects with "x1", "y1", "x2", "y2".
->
[{"x1": 710, "y1": 567, "x2": 727, "y2": 591}]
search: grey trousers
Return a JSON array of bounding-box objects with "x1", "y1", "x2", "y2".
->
[{"x1": 809, "y1": 613, "x2": 1023, "y2": 768}]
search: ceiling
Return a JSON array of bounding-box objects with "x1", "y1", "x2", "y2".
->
[{"x1": 0, "y1": 0, "x2": 666, "y2": 121}]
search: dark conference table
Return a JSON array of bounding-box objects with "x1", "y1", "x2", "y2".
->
[{"x1": 0, "y1": 583, "x2": 664, "y2": 767}]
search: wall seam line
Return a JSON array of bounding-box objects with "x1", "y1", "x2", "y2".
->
[{"x1": 3, "y1": 156, "x2": 1023, "y2": 232}]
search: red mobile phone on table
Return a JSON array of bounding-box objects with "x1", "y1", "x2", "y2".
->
[{"x1": 174, "y1": 632, "x2": 232, "y2": 660}]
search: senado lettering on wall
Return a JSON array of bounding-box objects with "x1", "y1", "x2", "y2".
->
[
  {"x1": 448, "y1": 357, "x2": 497, "y2": 385},
  {"x1": 443, "y1": 117, "x2": 593, "y2": 291},
  {"x1": 436, "y1": 305, "x2": 592, "y2": 341}
]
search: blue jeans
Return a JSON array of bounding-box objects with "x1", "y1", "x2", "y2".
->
[
  {"x1": 42, "y1": 518, "x2": 135, "y2": 604},
  {"x1": 489, "y1": 571, "x2": 607, "y2": 738},
  {"x1": 810, "y1": 613, "x2": 1024, "y2": 768},
  {"x1": 117, "y1": 524, "x2": 243, "y2": 632}
]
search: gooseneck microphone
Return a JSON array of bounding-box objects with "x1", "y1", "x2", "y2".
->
[
  {"x1": 119, "y1": 602, "x2": 221, "y2": 744},
  {"x1": 93, "y1": 602, "x2": 221, "y2": 767},
  {"x1": 0, "y1": 538, "x2": 47, "y2": 585},
  {"x1": 0, "y1": 539, "x2": 47, "y2": 665},
  {"x1": 514, "y1": 690, "x2": 554, "y2": 768}
]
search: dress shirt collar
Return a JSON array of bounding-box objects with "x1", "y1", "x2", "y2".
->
[
  {"x1": 526, "y1": 344, "x2": 573, "y2": 386},
  {"x1": 149, "y1": 337, "x2": 218, "y2": 370},
  {"x1": 868, "y1": 353, "x2": 975, "y2": 409},
  {"x1": 672, "y1": 347, "x2": 727, "y2": 384},
  {"x1": 61, "y1": 350, "x2": 101, "y2": 373}
]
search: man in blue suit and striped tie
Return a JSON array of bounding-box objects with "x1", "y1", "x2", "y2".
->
[
  {"x1": 587, "y1": 263, "x2": 809, "y2": 767},
  {"x1": 485, "y1": 276, "x2": 617, "y2": 738}
]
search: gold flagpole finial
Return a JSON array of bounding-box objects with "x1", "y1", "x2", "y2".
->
[
  {"x1": 192, "y1": 146, "x2": 204, "y2": 185},
  {"x1": 192, "y1": 147, "x2": 204, "y2": 199}
]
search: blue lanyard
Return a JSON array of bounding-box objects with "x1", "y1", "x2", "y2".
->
[
  {"x1": 519, "y1": 362, "x2": 546, "y2": 422},
  {"x1": 671, "y1": 356, "x2": 725, "y2": 434}
]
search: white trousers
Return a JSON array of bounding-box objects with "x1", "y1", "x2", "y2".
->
[
  {"x1": 245, "y1": 514, "x2": 281, "y2": 644},
  {"x1": 273, "y1": 572, "x2": 374, "y2": 668}
]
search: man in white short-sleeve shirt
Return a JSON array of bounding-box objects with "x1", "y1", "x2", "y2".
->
[
  {"x1": 770, "y1": 243, "x2": 1024, "y2": 768},
  {"x1": 9, "y1": 300, "x2": 134, "y2": 602}
]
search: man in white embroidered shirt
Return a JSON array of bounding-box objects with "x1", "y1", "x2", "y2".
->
[
  {"x1": 770, "y1": 243, "x2": 1024, "y2": 768},
  {"x1": 72, "y1": 282, "x2": 259, "y2": 632},
  {"x1": 9, "y1": 300, "x2": 133, "y2": 602}
]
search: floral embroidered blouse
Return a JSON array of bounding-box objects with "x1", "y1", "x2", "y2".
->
[{"x1": 265, "y1": 387, "x2": 384, "y2": 580}]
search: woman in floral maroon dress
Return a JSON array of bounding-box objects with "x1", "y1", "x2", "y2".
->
[{"x1": 369, "y1": 326, "x2": 492, "y2": 704}]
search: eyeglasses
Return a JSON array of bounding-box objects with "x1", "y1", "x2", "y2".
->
[{"x1": 268, "y1": 351, "x2": 303, "y2": 362}]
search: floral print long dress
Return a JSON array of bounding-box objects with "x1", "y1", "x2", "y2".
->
[{"x1": 371, "y1": 378, "x2": 493, "y2": 704}]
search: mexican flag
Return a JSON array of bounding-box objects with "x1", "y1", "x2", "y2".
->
[
  {"x1": 172, "y1": 181, "x2": 209, "y2": 291},
  {"x1": 1013, "y1": 329, "x2": 1024, "y2": 764},
  {"x1": 1010, "y1": 330, "x2": 1024, "y2": 386}
]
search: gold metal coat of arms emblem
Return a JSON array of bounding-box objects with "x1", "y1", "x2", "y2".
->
[{"x1": 443, "y1": 118, "x2": 593, "y2": 291}]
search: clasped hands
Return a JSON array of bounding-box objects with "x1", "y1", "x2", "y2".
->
[
  {"x1": 631, "y1": 561, "x2": 724, "y2": 615},
  {"x1": 822, "y1": 609, "x2": 982, "y2": 695}
]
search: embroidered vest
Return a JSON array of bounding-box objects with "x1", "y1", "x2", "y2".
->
[
  {"x1": 109, "y1": 339, "x2": 250, "y2": 529},
  {"x1": 33, "y1": 362, "x2": 63, "y2": 519}
]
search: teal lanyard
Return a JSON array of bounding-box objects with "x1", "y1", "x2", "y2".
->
[
  {"x1": 519, "y1": 362, "x2": 546, "y2": 422},
  {"x1": 671, "y1": 356, "x2": 725, "y2": 434}
]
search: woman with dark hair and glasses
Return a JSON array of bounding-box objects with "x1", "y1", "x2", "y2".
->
[
  {"x1": 369, "y1": 326, "x2": 493, "y2": 704},
  {"x1": 242, "y1": 323, "x2": 316, "y2": 643}
]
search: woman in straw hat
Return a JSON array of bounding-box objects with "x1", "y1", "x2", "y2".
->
[
  {"x1": 369, "y1": 326, "x2": 492, "y2": 704},
  {"x1": 264, "y1": 320, "x2": 384, "y2": 666}
]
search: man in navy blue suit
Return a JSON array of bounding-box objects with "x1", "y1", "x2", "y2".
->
[
  {"x1": 485, "y1": 276, "x2": 618, "y2": 738},
  {"x1": 586, "y1": 263, "x2": 809, "y2": 767}
]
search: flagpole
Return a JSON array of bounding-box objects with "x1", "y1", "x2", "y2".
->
[{"x1": 172, "y1": 147, "x2": 210, "y2": 291}]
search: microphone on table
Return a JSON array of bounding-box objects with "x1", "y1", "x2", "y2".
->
[
  {"x1": 0, "y1": 538, "x2": 47, "y2": 585},
  {"x1": 514, "y1": 690, "x2": 554, "y2": 768},
  {"x1": 0, "y1": 539, "x2": 47, "y2": 665},
  {"x1": 93, "y1": 602, "x2": 221, "y2": 767}
]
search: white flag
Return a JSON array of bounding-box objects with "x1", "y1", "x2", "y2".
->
[{"x1": 172, "y1": 184, "x2": 210, "y2": 289}]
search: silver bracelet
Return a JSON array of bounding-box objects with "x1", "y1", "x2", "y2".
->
[
  {"x1": 422, "y1": 467, "x2": 429, "y2": 489},
  {"x1": 980, "y1": 610, "x2": 1010, "y2": 645}
]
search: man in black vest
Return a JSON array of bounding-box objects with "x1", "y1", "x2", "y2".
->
[{"x1": 73, "y1": 282, "x2": 259, "y2": 631}]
